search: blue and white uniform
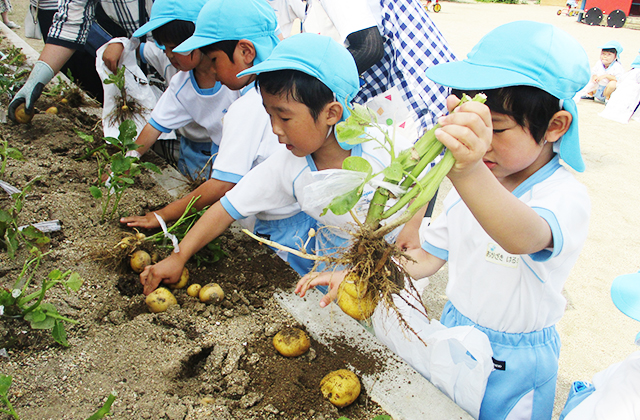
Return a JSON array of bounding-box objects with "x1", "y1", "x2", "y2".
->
[
  {"x1": 422, "y1": 155, "x2": 590, "y2": 420},
  {"x1": 148, "y1": 71, "x2": 240, "y2": 178}
]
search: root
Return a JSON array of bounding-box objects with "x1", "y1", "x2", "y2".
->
[
  {"x1": 88, "y1": 230, "x2": 160, "y2": 274},
  {"x1": 105, "y1": 95, "x2": 147, "y2": 127}
]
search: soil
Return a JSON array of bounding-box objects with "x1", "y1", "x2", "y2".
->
[{"x1": 0, "y1": 48, "x2": 388, "y2": 420}]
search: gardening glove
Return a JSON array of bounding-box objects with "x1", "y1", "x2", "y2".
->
[{"x1": 8, "y1": 61, "x2": 55, "y2": 122}]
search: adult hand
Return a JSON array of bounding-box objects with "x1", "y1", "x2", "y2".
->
[
  {"x1": 102, "y1": 43, "x2": 125, "y2": 73},
  {"x1": 8, "y1": 61, "x2": 55, "y2": 122}
]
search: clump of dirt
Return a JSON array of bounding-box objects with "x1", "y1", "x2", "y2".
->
[{"x1": 0, "y1": 71, "x2": 389, "y2": 419}]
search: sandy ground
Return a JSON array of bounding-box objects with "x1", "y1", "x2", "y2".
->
[{"x1": 3, "y1": 1, "x2": 640, "y2": 419}]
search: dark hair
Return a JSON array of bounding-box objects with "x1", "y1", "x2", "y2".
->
[
  {"x1": 151, "y1": 20, "x2": 195, "y2": 46},
  {"x1": 256, "y1": 70, "x2": 335, "y2": 121},
  {"x1": 451, "y1": 86, "x2": 561, "y2": 144},
  {"x1": 199, "y1": 40, "x2": 239, "y2": 62},
  {"x1": 602, "y1": 48, "x2": 617, "y2": 55}
]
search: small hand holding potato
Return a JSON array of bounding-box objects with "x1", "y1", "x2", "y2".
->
[
  {"x1": 199, "y1": 283, "x2": 224, "y2": 303},
  {"x1": 336, "y1": 274, "x2": 377, "y2": 320},
  {"x1": 169, "y1": 267, "x2": 189, "y2": 289},
  {"x1": 272, "y1": 327, "x2": 310, "y2": 357},
  {"x1": 320, "y1": 369, "x2": 361, "y2": 408},
  {"x1": 145, "y1": 287, "x2": 178, "y2": 313},
  {"x1": 130, "y1": 250, "x2": 151, "y2": 273}
]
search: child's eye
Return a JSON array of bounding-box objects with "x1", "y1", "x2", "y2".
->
[{"x1": 493, "y1": 128, "x2": 507, "y2": 134}]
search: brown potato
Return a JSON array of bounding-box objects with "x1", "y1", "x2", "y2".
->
[
  {"x1": 320, "y1": 369, "x2": 361, "y2": 407},
  {"x1": 45, "y1": 106, "x2": 58, "y2": 114},
  {"x1": 145, "y1": 287, "x2": 177, "y2": 313},
  {"x1": 272, "y1": 327, "x2": 310, "y2": 357},
  {"x1": 14, "y1": 104, "x2": 33, "y2": 124},
  {"x1": 170, "y1": 267, "x2": 189, "y2": 289},
  {"x1": 130, "y1": 250, "x2": 151, "y2": 273},
  {"x1": 199, "y1": 283, "x2": 224, "y2": 303},
  {"x1": 187, "y1": 284, "x2": 201, "y2": 297},
  {"x1": 336, "y1": 279, "x2": 377, "y2": 320}
]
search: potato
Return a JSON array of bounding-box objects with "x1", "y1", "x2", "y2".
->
[
  {"x1": 336, "y1": 279, "x2": 377, "y2": 320},
  {"x1": 272, "y1": 327, "x2": 310, "y2": 357},
  {"x1": 145, "y1": 287, "x2": 177, "y2": 313},
  {"x1": 170, "y1": 267, "x2": 189, "y2": 289},
  {"x1": 187, "y1": 284, "x2": 201, "y2": 297},
  {"x1": 14, "y1": 103, "x2": 33, "y2": 124},
  {"x1": 45, "y1": 106, "x2": 58, "y2": 114},
  {"x1": 130, "y1": 250, "x2": 151, "y2": 273},
  {"x1": 60, "y1": 98, "x2": 69, "y2": 104},
  {"x1": 199, "y1": 283, "x2": 224, "y2": 304},
  {"x1": 320, "y1": 369, "x2": 361, "y2": 407}
]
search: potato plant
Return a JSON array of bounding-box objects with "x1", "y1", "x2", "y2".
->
[
  {"x1": 86, "y1": 120, "x2": 160, "y2": 221},
  {"x1": 0, "y1": 137, "x2": 23, "y2": 177},
  {"x1": 103, "y1": 66, "x2": 146, "y2": 126},
  {"x1": 0, "y1": 249, "x2": 83, "y2": 347}
]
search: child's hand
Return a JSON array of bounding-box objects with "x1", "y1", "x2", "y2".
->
[
  {"x1": 120, "y1": 212, "x2": 161, "y2": 229},
  {"x1": 435, "y1": 94, "x2": 493, "y2": 178},
  {"x1": 102, "y1": 43, "x2": 125, "y2": 73},
  {"x1": 139, "y1": 254, "x2": 183, "y2": 295},
  {"x1": 295, "y1": 270, "x2": 347, "y2": 308}
]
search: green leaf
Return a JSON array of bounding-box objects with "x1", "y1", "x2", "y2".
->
[
  {"x1": 0, "y1": 374, "x2": 12, "y2": 397},
  {"x1": 335, "y1": 121, "x2": 366, "y2": 145},
  {"x1": 90, "y1": 186, "x2": 103, "y2": 199},
  {"x1": 372, "y1": 416, "x2": 392, "y2": 420},
  {"x1": 120, "y1": 177, "x2": 134, "y2": 185},
  {"x1": 52, "y1": 320, "x2": 69, "y2": 347},
  {"x1": 111, "y1": 154, "x2": 131, "y2": 174},
  {"x1": 74, "y1": 129, "x2": 95, "y2": 144},
  {"x1": 0, "y1": 208, "x2": 11, "y2": 222},
  {"x1": 48, "y1": 269, "x2": 63, "y2": 280},
  {"x1": 383, "y1": 161, "x2": 404, "y2": 182},
  {"x1": 342, "y1": 156, "x2": 372, "y2": 175},
  {"x1": 7, "y1": 148, "x2": 24, "y2": 160},
  {"x1": 66, "y1": 273, "x2": 83, "y2": 292},
  {"x1": 103, "y1": 136, "x2": 120, "y2": 146},
  {"x1": 28, "y1": 303, "x2": 58, "y2": 330},
  {"x1": 139, "y1": 162, "x2": 161, "y2": 174},
  {"x1": 0, "y1": 289, "x2": 15, "y2": 307},
  {"x1": 325, "y1": 187, "x2": 363, "y2": 216},
  {"x1": 118, "y1": 120, "x2": 137, "y2": 143},
  {"x1": 24, "y1": 308, "x2": 47, "y2": 324}
]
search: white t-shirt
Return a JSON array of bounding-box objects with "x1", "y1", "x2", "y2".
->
[
  {"x1": 302, "y1": 0, "x2": 377, "y2": 44},
  {"x1": 210, "y1": 84, "x2": 285, "y2": 185},
  {"x1": 592, "y1": 60, "x2": 625, "y2": 87},
  {"x1": 266, "y1": 0, "x2": 306, "y2": 38},
  {"x1": 422, "y1": 156, "x2": 590, "y2": 333},
  {"x1": 565, "y1": 351, "x2": 640, "y2": 420},
  {"x1": 149, "y1": 71, "x2": 240, "y2": 144}
]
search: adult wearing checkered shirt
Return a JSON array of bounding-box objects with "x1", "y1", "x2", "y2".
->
[
  {"x1": 8, "y1": 0, "x2": 152, "y2": 122},
  {"x1": 302, "y1": 0, "x2": 456, "y2": 132}
]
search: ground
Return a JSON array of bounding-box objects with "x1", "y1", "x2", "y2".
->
[{"x1": 0, "y1": 48, "x2": 387, "y2": 420}]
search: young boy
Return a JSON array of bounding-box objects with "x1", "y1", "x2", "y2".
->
[
  {"x1": 139, "y1": 32, "x2": 424, "y2": 295},
  {"x1": 112, "y1": 0, "x2": 240, "y2": 179},
  {"x1": 297, "y1": 21, "x2": 592, "y2": 420},
  {"x1": 127, "y1": 0, "x2": 317, "y2": 280},
  {"x1": 576, "y1": 40, "x2": 625, "y2": 104}
]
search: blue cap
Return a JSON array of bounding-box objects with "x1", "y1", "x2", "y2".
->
[
  {"x1": 601, "y1": 40, "x2": 623, "y2": 59},
  {"x1": 132, "y1": 0, "x2": 208, "y2": 38},
  {"x1": 611, "y1": 271, "x2": 640, "y2": 322},
  {"x1": 632, "y1": 49, "x2": 640, "y2": 69},
  {"x1": 425, "y1": 21, "x2": 590, "y2": 172},
  {"x1": 237, "y1": 33, "x2": 360, "y2": 149},
  {"x1": 173, "y1": 0, "x2": 278, "y2": 66}
]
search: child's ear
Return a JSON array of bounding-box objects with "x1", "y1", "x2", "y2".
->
[
  {"x1": 324, "y1": 101, "x2": 343, "y2": 126},
  {"x1": 544, "y1": 110, "x2": 572, "y2": 143},
  {"x1": 236, "y1": 40, "x2": 257, "y2": 66}
]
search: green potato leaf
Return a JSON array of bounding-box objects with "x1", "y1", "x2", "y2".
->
[
  {"x1": 0, "y1": 374, "x2": 12, "y2": 397},
  {"x1": 66, "y1": 273, "x2": 83, "y2": 292},
  {"x1": 383, "y1": 161, "x2": 404, "y2": 182},
  {"x1": 342, "y1": 156, "x2": 372, "y2": 175},
  {"x1": 89, "y1": 186, "x2": 103, "y2": 199},
  {"x1": 52, "y1": 320, "x2": 69, "y2": 347},
  {"x1": 111, "y1": 153, "x2": 131, "y2": 174},
  {"x1": 324, "y1": 187, "x2": 363, "y2": 216},
  {"x1": 118, "y1": 120, "x2": 137, "y2": 143}
]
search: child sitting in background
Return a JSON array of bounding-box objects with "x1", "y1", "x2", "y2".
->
[
  {"x1": 125, "y1": 0, "x2": 317, "y2": 280},
  {"x1": 576, "y1": 40, "x2": 624, "y2": 104},
  {"x1": 599, "y1": 49, "x2": 640, "y2": 124},
  {"x1": 139, "y1": 33, "x2": 425, "y2": 295},
  {"x1": 297, "y1": 21, "x2": 592, "y2": 420}
]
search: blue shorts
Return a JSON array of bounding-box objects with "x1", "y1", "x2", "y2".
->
[
  {"x1": 559, "y1": 381, "x2": 595, "y2": 420},
  {"x1": 594, "y1": 84, "x2": 607, "y2": 101},
  {"x1": 254, "y1": 212, "x2": 317, "y2": 276},
  {"x1": 441, "y1": 302, "x2": 561, "y2": 420},
  {"x1": 177, "y1": 136, "x2": 218, "y2": 179}
]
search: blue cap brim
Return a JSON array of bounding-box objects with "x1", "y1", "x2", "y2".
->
[
  {"x1": 174, "y1": 35, "x2": 218, "y2": 54},
  {"x1": 611, "y1": 272, "x2": 640, "y2": 322},
  {"x1": 238, "y1": 58, "x2": 319, "y2": 80},
  {"x1": 426, "y1": 61, "x2": 540, "y2": 92},
  {"x1": 133, "y1": 17, "x2": 174, "y2": 38}
]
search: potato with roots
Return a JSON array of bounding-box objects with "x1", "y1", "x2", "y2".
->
[
  {"x1": 145, "y1": 287, "x2": 177, "y2": 313},
  {"x1": 272, "y1": 327, "x2": 310, "y2": 357},
  {"x1": 320, "y1": 369, "x2": 361, "y2": 407},
  {"x1": 336, "y1": 273, "x2": 378, "y2": 320}
]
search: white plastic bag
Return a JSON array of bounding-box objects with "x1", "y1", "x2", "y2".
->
[
  {"x1": 372, "y1": 287, "x2": 493, "y2": 419},
  {"x1": 599, "y1": 69, "x2": 640, "y2": 124},
  {"x1": 24, "y1": 5, "x2": 42, "y2": 40},
  {"x1": 96, "y1": 38, "x2": 158, "y2": 139}
]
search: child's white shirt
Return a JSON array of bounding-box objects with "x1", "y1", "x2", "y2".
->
[
  {"x1": 148, "y1": 71, "x2": 240, "y2": 144},
  {"x1": 592, "y1": 60, "x2": 625, "y2": 86},
  {"x1": 564, "y1": 351, "x2": 640, "y2": 420},
  {"x1": 422, "y1": 156, "x2": 590, "y2": 333}
]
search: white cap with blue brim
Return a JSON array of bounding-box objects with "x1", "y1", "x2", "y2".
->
[{"x1": 425, "y1": 21, "x2": 590, "y2": 172}]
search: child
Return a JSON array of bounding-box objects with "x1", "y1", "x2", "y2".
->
[
  {"x1": 559, "y1": 271, "x2": 640, "y2": 420},
  {"x1": 139, "y1": 32, "x2": 424, "y2": 296},
  {"x1": 599, "y1": 49, "x2": 640, "y2": 124},
  {"x1": 127, "y1": 0, "x2": 318, "y2": 282},
  {"x1": 297, "y1": 21, "x2": 592, "y2": 420},
  {"x1": 576, "y1": 41, "x2": 625, "y2": 104},
  {"x1": 112, "y1": 0, "x2": 240, "y2": 179}
]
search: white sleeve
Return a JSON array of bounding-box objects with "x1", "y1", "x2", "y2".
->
[
  {"x1": 140, "y1": 42, "x2": 176, "y2": 82},
  {"x1": 317, "y1": 0, "x2": 377, "y2": 43},
  {"x1": 148, "y1": 74, "x2": 194, "y2": 132}
]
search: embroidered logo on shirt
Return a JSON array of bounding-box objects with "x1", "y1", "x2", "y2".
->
[{"x1": 485, "y1": 242, "x2": 520, "y2": 268}]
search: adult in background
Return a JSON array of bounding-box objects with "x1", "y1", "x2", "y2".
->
[{"x1": 8, "y1": 0, "x2": 151, "y2": 122}]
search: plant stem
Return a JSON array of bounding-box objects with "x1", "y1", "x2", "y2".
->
[{"x1": 0, "y1": 395, "x2": 19, "y2": 419}]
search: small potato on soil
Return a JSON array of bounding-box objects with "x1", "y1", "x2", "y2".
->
[
  {"x1": 14, "y1": 103, "x2": 33, "y2": 124},
  {"x1": 336, "y1": 279, "x2": 377, "y2": 320},
  {"x1": 170, "y1": 268, "x2": 189, "y2": 289},
  {"x1": 187, "y1": 284, "x2": 201, "y2": 297},
  {"x1": 45, "y1": 106, "x2": 58, "y2": 114},
  {"x1": 199, "y1": 283, "x2": 224, "y2": 303},
  {"x1": 130, "y1": 250, "x2": 151, "y2": 273},
  {"x1": 145, "y1": 287, "x2": 177, "y2": 313},
  {"x1": 320, "y1": 369, "x2": 361, "y2": 408},
  {"x1": 272, "y1": 327, "x2": 310, "y2": 357}
]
